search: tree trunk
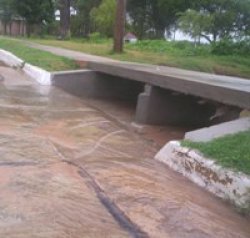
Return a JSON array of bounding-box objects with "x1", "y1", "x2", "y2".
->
[
  {"x1": 26, "y1": 23, "x2": 31, "y2": 38},
  {"x1": 9, "y1": 22, "x2": 12, "y2": 36},
  {"x1": 83, "y1": 15, "x2": 91, "y2": 37},
  {"x1": 4, "y1": 22, "x2": 7, "y2": 35},
  {"x1": 212, "y1": 32, "x2": 217, "y2": 43},
  {"x1": 22, "y1": 21, "x2": 26, "y2": 36},
  {"x1": 113, "y1": 0, "x2": 126, "y2": 53},
  {"x1": 59, "y1": 0, "x2": 71, "y2": 39},
  {"x1": 201, "y1": 34, "x2": 212, "y2": 44},
  {"x1": 155, "y1": 28, "x2": 165, "y2": 39}
]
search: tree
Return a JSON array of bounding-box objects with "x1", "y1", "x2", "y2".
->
[
  {"x1": 233, "y1": 0, "x2": 250, "y2": 39},
  {"x1": 14, "y1": 0, "x2": 54, "y2": 37},
  {"x1": 0, "y1": 0, "x2": 15, "y2": 35},
  {"x1": 57, "y1": 0, "x2": 71, "y2": 39},
  {"x1": 182, "y1": 0, "x2": 250, "y2": 43},
  {"x1": 178, "y1": 9, "x2": 213, "y2": 44},
  {"x1": 127, "y1": 0, "x2": 192, "y2": 39},
  {"x1": 91, "y1": 0, "x2": 116, "y2": 37},
  {"x1": 74, "y1": 0, "x2": 101, "y2": 37},
  {"x1": 113, "y1": 0, "x2": 126, "y2": 53},
  {"x1": 126, "y1": 0, "x2": 150, "y2": 40}
]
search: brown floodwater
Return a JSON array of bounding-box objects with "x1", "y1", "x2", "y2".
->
[{"x1": 0, "y1": 65, "x2": 249, "y2": 238}]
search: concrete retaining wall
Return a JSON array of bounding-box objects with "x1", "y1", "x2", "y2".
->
[
  {"x1": 185, "y1": 117, "x2": 250, "y2": 142},
  {"x1": 52, "y1": 70, "x2": 144, "y2": 100},
  {"x1": 0, "y1": 49, "x2": 51, "y2": 85},
  {"x1": 155, "y1": 141, "x2": 250, "y2": 209}
]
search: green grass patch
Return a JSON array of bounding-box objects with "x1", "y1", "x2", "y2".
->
[
  {"x1": 0, "y1": 38, "x2": 79, "y2": 71},
  {"x1": 27, "y1": 37, "x2": 250, "y2": 79},
  {"x1": 182, "y1": 131, "x2": 250, "y2": 175}
]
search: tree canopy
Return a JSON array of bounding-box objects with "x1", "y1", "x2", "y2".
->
[
  {"x1": 90, "y1": 0, "x2": 116, "y2": 37},
  {"x1": 0, "y1": 0, "x2": 249, "y2": 41},
  {"x1": 0, "y1": 0, "x2": 15, "y2": 33},
  {"x1": 178, "y1": 0, "x2": 250, "y2": 43},
  {"x1": 14, "y1": 0, "x2": 54, "y2": 36}
]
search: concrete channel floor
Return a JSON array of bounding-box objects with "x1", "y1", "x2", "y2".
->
[{"x1": 0, "y1": 65, "x2": 250, "y2": 238}]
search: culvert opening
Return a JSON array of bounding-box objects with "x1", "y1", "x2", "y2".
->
[
  {"x1": 52, "y1": 72, "x2": 188, "y2": 146},
  {"x1": 52, "y1": 71, "x2": 243, "y2": 147}
]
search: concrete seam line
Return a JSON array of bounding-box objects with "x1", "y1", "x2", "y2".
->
[
  {"x1": 0, "y1": 49, "x2": 51, "y2": 86},
  {"x1": 74, "y1": 161, "x2": 149, "y2": 238},
  {"x1": 50, "y1": 141, "x2": 148, "y2": 238}
]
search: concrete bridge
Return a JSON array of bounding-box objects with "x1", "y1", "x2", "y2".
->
[
  {"x1": 52, "y1": 61, "x2": 250, "y2": 128},
  {"x1": 14, "y1": 39, "x2": 249, "y2": 129}
]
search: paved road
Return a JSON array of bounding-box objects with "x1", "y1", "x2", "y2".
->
[
  {"x1": 0, "y1": 65, "x2": 249, "y2": 238},
  {"x1": 26, "y1": 41, "x2": 116, "y2": 63}
]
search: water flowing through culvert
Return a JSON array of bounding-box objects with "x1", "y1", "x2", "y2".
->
[
  {"x1": 81, "y1": 97, "x2": 191, "y2": 148},
  {"x1": 0, "y1": 64, "x2": 249, "y2": 238}
]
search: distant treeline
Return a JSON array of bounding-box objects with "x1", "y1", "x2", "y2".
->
[{"x1": 0, "y1": 0, "x2": 249, "y2": 44}]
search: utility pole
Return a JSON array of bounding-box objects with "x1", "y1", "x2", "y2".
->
[{"x1": 113, "y1": 0, "x2": 126, "y2": 53}]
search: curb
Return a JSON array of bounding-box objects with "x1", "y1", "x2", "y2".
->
[
  {"x1": 0, "y1": 49, "x2": 51, "y2": 85},
  {"x1": 155, "y1": 141, "x2": 250, "y2": 210}
]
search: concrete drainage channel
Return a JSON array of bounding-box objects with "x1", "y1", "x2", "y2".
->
[{"x1": 1, "y1": 49, "x2": 250, "y2": 213}]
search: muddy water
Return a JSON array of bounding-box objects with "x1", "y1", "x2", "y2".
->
[
  {"x1": 82, "y1": 97, "x2": 189, "y2": 147},
  {"x1": 0, "y1": 66, "x2": 249, "y2": 238}
]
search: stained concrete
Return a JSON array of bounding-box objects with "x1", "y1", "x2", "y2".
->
[
  {"x1": 0, "y1": 65, "x2": 250, "y2": 238},
  {"x1": 155, "y1": 141, "x2": 250, "y2": 209}
]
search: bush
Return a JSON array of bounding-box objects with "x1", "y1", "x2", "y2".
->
[
  {"x1": 126, "y1": 40, "x2": 169, "y2": 52},
  {"x1": 126, "y1": 40, "x2": 210, "y2": 56},
  {"x1": 88, "y1": 32, "x2": 107, "y2": 43},
  {"x1": 212, "y1": 39, "x2": 250, "y2": 56},
  {"x1": 173, "y1": 40, "x2": 192, "y2": 49},
  {"x1": 70, "y1": 16, "x2": 83, "y2": 37}
]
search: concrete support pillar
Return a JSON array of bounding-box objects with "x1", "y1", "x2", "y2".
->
[{"x1": 135, "y1": 85, "x2": 217, "y2": 126}]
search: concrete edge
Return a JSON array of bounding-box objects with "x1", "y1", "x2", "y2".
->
[
  {"x1": 23, "y1": 63, "x2": 51, "y2": 86},
  {"x1": 0, "y1": 49, "x2": 51, "y2": 86},
  {"x1": 51, "y1": 69, "x2": 93, "y2": 75},
  {"x1": 0, "y1": 49, "x2": 24, "y2": 68},
  {"x1": 155, "y1": 141, "x2": 250, "y2": 210},
  {"x1": 185, "y1": 117, "x2": 250, "y2": 142}
]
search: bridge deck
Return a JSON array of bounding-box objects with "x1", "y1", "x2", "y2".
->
[{"x1": 88, "y1": 61, "x2": 250, "y2": 109}]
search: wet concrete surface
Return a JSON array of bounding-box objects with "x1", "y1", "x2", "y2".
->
[{"x1": 0, "y1": 65, "x2": 250, "y2": 238}]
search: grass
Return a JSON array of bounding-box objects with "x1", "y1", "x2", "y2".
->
[
  {"x1": 27, "y1": 37, "x2": 250, "y2": 79},
  {"x1": 182, "y1": 131, "x2": 250, "y2": 175},
  {"x1": 0, "y1": 38, "x2": 79, "y2": 71}
]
